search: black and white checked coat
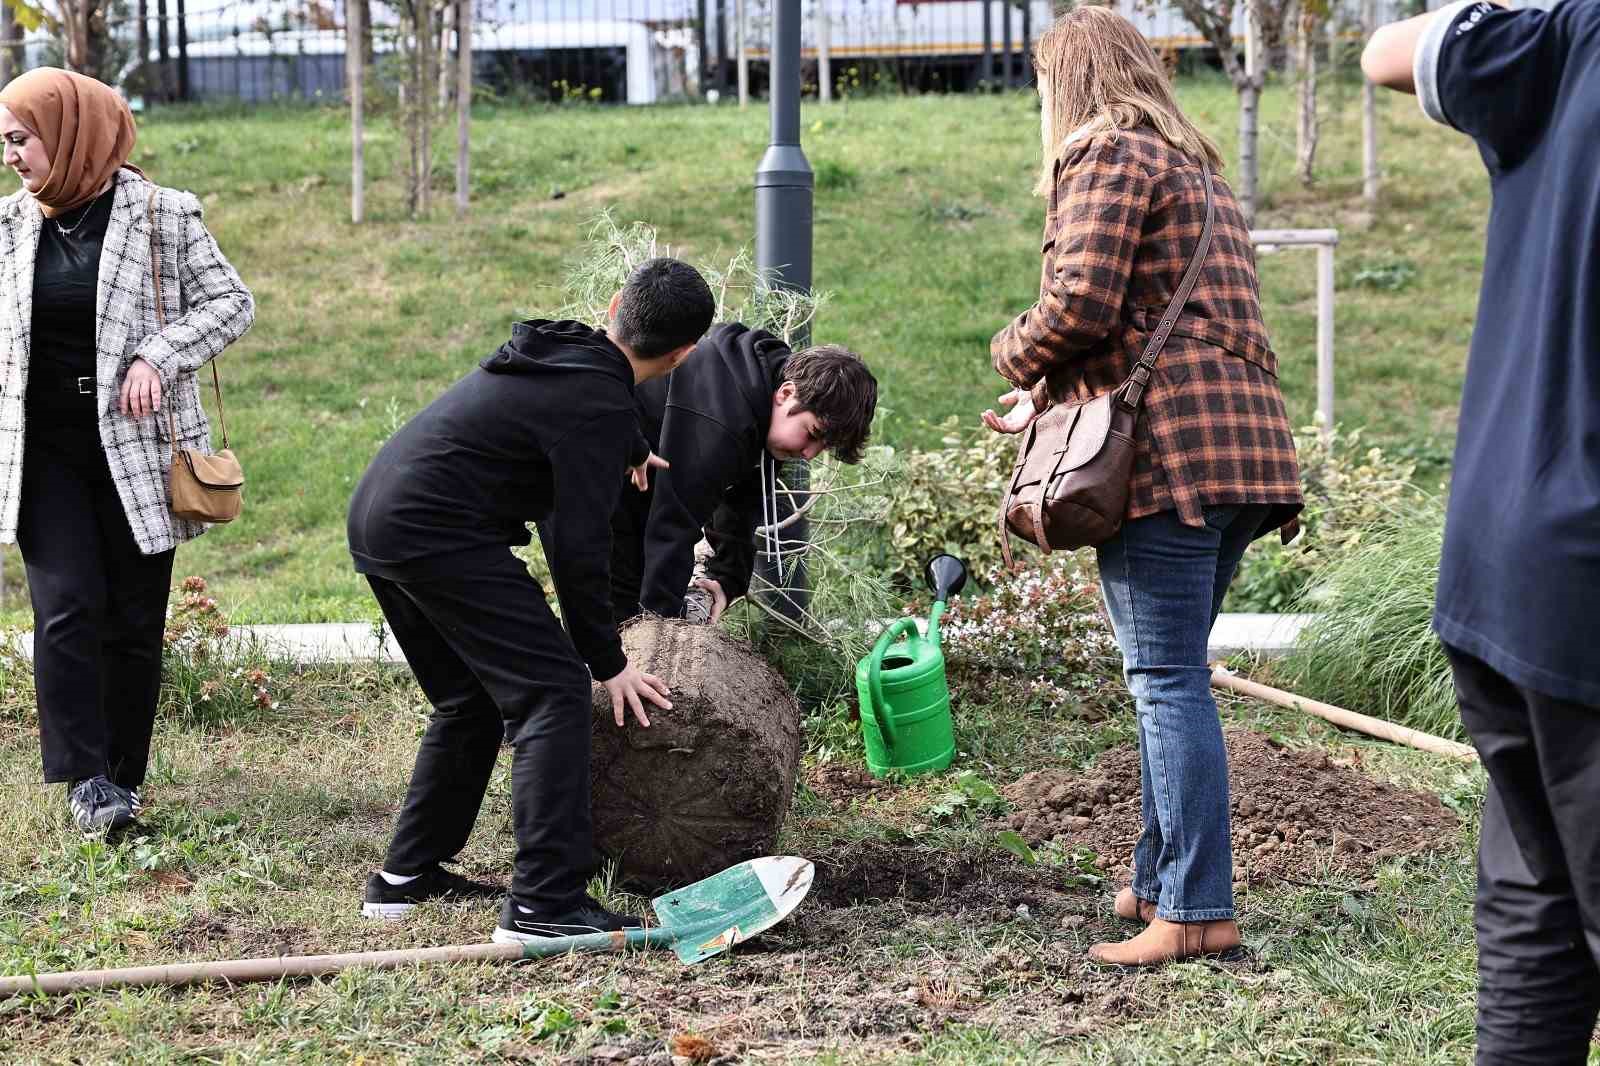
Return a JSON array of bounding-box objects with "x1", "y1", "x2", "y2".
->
[{"x1": 0, "y1": 167, "x2": 255, "y2": 555}]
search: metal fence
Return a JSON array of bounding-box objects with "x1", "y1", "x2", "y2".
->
[{"x1": 1, "y1": 0, "x2": 1415, "y2": 107}]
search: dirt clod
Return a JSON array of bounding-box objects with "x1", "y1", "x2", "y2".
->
[
  {"x1": 1000, "y1": 729, "x2": 1458, "y2": 886},
  {"x1": 590, "y1": 620, "x2": 802, "y2": 890}
]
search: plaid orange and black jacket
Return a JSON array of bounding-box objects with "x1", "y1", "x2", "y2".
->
[{"x1": 992, "y1": 125, "x2": 1302, "y2": 541}]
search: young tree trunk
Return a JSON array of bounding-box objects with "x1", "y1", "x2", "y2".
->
[
  {"x1": 61, "y1": 0, "x2": 90, "y2": 72},
  {"x1": 175, "y1": 0, "x2": 189, "y2": 101},
  {"x1": 735, "y1": 0, "x2": 747, "y2": 107},
  {"x1": 135, "y1": 0, "x2": 149, "y2": 91},
  {"x1": 1238, "y1": 79, "x2": 1259, "y2": 225},
  {"x1": 417, "y1": 1, "x2": 432, "y2": 217},
  {"x1": 437, "y1": 0, "x2": 453, "y2": 110},
  {"x1": 455, "y1": 0, "x2": 471, "y2": 217},
  {"x1": 348, "y1": 0, "x2": 365, "y2": 223},
  {"x1": 156, "y1": 0, "x2": 171, "y2": 101},
  {"x1": 0, "y1": 3, "x2": 16, "y2": 85},
  {"x1": 1295, "y1": 6, "x2": 1319, "y2": 186},
  {"x1": 1362, "y1": 0, "x2": 1379, "y2": 203},
  {"x1": 1172, "y1": 0, "x2": 1272, "y2": 226},
  {"x1": 817, "y1": 1, "x2": 831, "y2": 102},
  {"x1": 359, "y1": 0, "x2": 373, "y2": 62},
  {"x1": 1238, "y1": 0, "x2": 1262, "y2": 226}
]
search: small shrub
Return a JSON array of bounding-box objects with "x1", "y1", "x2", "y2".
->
[
  {"x1": 161, "y1": 577, "x2": 286, "y2": 727},
  {"x1": 1275, "y1": 496, "x2": 1460, "y2": 740},
  {"x1": 936, "y1": 558, "x2": 1123, "y2": 718},
  {"x1": 881, "y1": 416, "x2": 1031, "y2": 590},
  {"x1": 1227, "y1": 425, "x2": 1421, "y2": 612}
]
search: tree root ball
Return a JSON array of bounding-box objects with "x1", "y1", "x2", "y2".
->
[{"x1": 589, "y1": 619, "x2": 802, "y2": 891}]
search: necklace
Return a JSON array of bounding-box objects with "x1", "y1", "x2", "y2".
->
[{"x1": 52, "y1": 207, "x2": 91, "y2": 239}]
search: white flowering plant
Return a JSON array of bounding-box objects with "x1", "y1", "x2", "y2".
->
[
  {"x1": 161, "y1": 577, "x2": 283, "y2": 725},
  {"x1": 920, "y1": 558, "x2": 1125, "y2": 720}
]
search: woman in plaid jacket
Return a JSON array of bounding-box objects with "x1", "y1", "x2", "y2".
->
[
  {"x1": 0, "y1": 69, "x2": 254, "y2": 834},
  {"x1": 986, "y1": 8, "x2": 1302, "y2": 966}
]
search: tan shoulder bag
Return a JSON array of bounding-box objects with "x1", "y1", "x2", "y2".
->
[
  {"x1": 148, "y1": 186, "x2": 245, "y2": 524},
  {"x1": 998, "y1": 161, "x2": 1214, "y2": 567}
]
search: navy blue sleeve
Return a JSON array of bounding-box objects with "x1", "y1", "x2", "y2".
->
[{"x1": 1414, "y1": 0, "x2": 1575, "y2": 170}]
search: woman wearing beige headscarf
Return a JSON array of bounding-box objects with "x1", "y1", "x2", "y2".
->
[{"x1": 0, "y1": 68, "x2": 254, "y2": 834}]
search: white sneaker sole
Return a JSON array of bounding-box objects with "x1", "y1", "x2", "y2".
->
[
  {"x1": 361, "y1": 901, "x2": 416, "y2": 920},
  {"x1": 491, "y1": 926, "x2": 538, "y2": 945}
]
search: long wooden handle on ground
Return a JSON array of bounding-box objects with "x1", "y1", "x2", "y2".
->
[
  {"x1": 1210, "y1": 666, "x2": 1478, "y2": 763},
  {"x1": 0, "y1": 930, "x2": 679, "y2": 999}
]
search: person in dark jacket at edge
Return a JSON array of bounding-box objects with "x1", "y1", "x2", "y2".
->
[
  {"x1": 609, "y1": 322, "x2": 878, "y2": 626},
  {"x1": 346, "y1": 258, "x2": 715, "y2": 941}
]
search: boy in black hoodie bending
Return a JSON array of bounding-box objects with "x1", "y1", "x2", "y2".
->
[
  {"x1": 347, "y1": 258, "x2": 714, "y2": 940},
  {"x1": 610, "y1": 322, "x2": 877, "y2": 625}
]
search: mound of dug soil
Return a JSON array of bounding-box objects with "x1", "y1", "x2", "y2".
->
[
  {"x1": 590, "y1": 620, "x2": 802, "y2": 890},
  {"x1": 1000, "y1": 729, "x2": 1459, "y2": 886}
]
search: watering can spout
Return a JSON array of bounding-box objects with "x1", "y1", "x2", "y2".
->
[{"x1": 924, "y1": 554, "x2": 968, "y2": 605}]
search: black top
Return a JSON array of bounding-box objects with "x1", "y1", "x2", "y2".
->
[
  {"x1": 30, "y1": 186, "x2": 115, "y2": 387},
  {"x1": 633, "y1": 322, "x2": 789, "y2": 616},
  {"x1": 347, "y1": 320, "x2": 649, "y2": 681},
  {"x1": 1416, "y1": 0, "x2": 1600, "y2": 705}
]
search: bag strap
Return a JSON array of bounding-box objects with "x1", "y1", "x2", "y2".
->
[
  {"x1": 147, "y1": 186, "x2": 229, "y2": 450},
  {"x1": 1118, "y1": 160, "x2": 1215, "y2": 412},
  {"x1": 996, "y1": 161, "x2": 1216, "y2": 572}
]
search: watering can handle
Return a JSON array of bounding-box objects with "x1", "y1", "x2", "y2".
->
[{"x1": 866, "y1": 618, "x2": 921, "y2": 750}]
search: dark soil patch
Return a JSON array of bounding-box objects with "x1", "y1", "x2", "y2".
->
[
  {"x1": 1000, "y1": 728, "x2": 1459, "y2": 887},
  {"x1": 165, "y1": 915, "x2": 320, "y2": 958},
  {"x1": 806, "y1": 763, "x2": 885, "y2": 805},
  {"x1": 809, "y1": 840, "x2": 1064, "y2": 914},
  {"x1": 590, "y1": 620, "x2": 802, "y2": 892}
]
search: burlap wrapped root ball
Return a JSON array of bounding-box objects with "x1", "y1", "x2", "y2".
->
[{"x1": 589, "y1": 618, "x2": 803, "y2": 890}]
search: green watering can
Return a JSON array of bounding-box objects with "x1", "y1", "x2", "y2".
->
[{"x1": 855, "y1": 554, "x2": 968, "y2": 777}]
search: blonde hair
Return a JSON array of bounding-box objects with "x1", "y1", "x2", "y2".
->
[{"x1": 1031, "y1": 6, "x2": 1223, "y2": 196}]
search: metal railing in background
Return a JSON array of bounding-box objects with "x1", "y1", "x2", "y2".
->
[{"x1": 0, "y1": 0, "x2": 1416, "y2": 108}]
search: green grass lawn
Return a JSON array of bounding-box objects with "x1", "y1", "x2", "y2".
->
[
  {"x1": 0, "y1": 72, "x2": 1488, "y2": 624},
  {"x1": 0, "y1": 640, "x2": 1488, "y2": 1064}
]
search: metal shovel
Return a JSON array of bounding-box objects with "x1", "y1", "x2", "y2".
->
[{"x1": 0, "y1": 856, "x2": 814, "y2": 999}]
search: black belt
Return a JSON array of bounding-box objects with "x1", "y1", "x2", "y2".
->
[{"x1": 31, "y1": 374, "x2": 95, "y2": 395}]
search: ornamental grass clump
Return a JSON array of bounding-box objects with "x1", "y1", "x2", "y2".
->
[
  {"x1": 1227, "y1": 424, "x2": 1422, "y2": 611},
  {"x1": 1275, "y1": 496, "x2": 1461, "y2": 741}
]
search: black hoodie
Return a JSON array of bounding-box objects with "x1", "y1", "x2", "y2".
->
[
  {"x1": 347, "y1": 320, "x2": 647, "y2": 681},
  {"x1": 632, "y1": 322, "x2": 790, "y2": 616}
]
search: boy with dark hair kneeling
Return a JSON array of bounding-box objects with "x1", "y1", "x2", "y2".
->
[
  {"x1": 347, "y1": 258, "x2": 714, "y2": 940},
  {"x1": 610, "y1": 323, "x2": 878, "y2": 624}
]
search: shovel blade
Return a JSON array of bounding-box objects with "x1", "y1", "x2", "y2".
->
[{"x1": 650, "y1": 856, "x2": 814, "y2": 964}]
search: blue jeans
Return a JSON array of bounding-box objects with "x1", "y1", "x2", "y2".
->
[{"x1": 1096, "y1": 504, "x2": 1270, "y2": 922}]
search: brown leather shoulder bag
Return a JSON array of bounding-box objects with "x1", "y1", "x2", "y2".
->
[
  {"x1": 148, "y1": 186, "x2": 245, "y2": 524},
  {"x1": 998, "y1": 160, "x2": 1215, "y2": 567}
]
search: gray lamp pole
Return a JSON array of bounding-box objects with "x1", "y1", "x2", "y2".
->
[
  {"x1": 754, "y1": 0, "x2": 813, "y2": 619},
  {"x1": 755, "y1": 0, "x2": 813, "y2": 300}
]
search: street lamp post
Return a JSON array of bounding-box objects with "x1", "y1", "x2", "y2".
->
[{"x1": 754, "y1": 0, "x2": 813, "y2": 619}]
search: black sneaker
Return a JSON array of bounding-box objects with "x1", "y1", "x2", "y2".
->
[
  {"x1": 360, "y1": 865, "x2": 503, "y2": 920},
  {"x1": 491, "y1": 895, "x2": 645, "y2": 944},
  {"x1": 68, "y1": 776, "x2": 135, "y2": 834}
]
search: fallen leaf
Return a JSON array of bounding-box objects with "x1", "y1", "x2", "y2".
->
[{"x1": 669, "y1": 1032, "x2": 717, "y2": 1062}]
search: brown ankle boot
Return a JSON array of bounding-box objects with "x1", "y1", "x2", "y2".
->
[
  {"x1": 1113, "y1": 887, "x2": 1157, "y2": 924},
  {"x1": 1088, "y1": 917, "x2": 1242, "y2": 966}
]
